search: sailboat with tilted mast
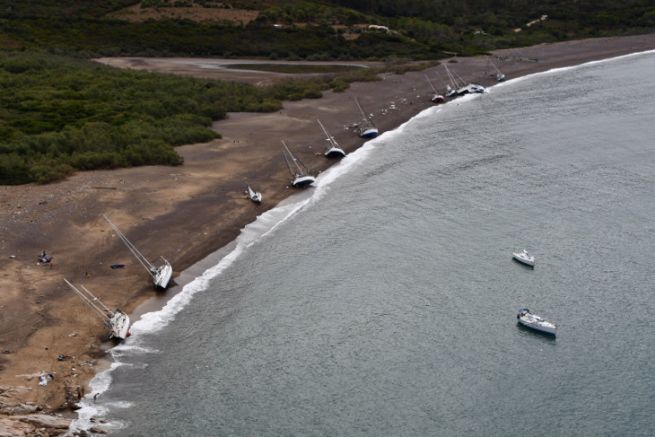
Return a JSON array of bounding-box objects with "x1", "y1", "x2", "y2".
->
[
  {"x1": 424, "y1": 74, "x2": 445, "y2": 104},
  {"x1": 282, "y1": 141, "x2": 315, "y2": 188},
  {"x1": 354, "y1": 97, "x2": 378, "y2": 139},
  {"x1": 317, "y1": 119, "x2": 346, "y2": 158},
  {"x1": 488, "y1": 58, "x2": 506, "y2": 82},
  {"x1": 444, "y1": 63, "x2": 485, "y2": 96},
  {"x1": 103, "y1": 215, "x2": 172, "y2": 289},
  {"x1": 64, "y1": 279, "x2": 130, "y2": 341}
]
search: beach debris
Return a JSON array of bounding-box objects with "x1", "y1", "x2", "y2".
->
[
  {"x1": 37, "y1": 250, "x2": 52, "y2": 264},
  {"x1": 38, "y1": 372, "x2": 54, "y2": 387},
  {"x1": 56, "y1": 354, "x2": 68, "y2": 362},
  {"x1": 68, "y1": 332, "x2": 78, "y2": 337},
  {"x1": 110, "y1": 264, "x2": 125, "y2": 269},
  {"x1": 9, "y1": 255, "x2": 16, "y2": 259}
]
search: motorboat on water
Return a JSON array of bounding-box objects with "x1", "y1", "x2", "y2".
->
[
  {"x1": 517, "y1": 308, "x2": 557, "y2": 336},
  {"x1": 103, "y1": 215, "x2": 173, "y2": 289},
  {"x1": 512, "y1": 249, "x2": 535, "y2": 268},
  {"x1": 281, "y1": 141, "x2": 316, "y2": 188},
  {"x1": 246, "y1": 185, "x2": 262, "y2": 204},
  {"x1": 354, "y1": 97, "x2": 379, "y2": 139},
  {"x1": 64, "y1": 279, "x2": 131, "y2": 341},
  {"x1": 317, "y1": 119, "x2": 346, "y2": 158}
]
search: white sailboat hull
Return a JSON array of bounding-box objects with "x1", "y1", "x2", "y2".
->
[
  {"x1": 292, "y1": 175, "x2": 316, "y2": 188},
  {"x1": 324, "y1": 146, "x2": 346, "y2": 158},
  {"x1": 247, "y1": 186, "x2": 262, "y2": 203},
  {"x1": 109, "y1": 311, "x2": 130, "y2": 341},
  {"x1": 431, "y1": 94, "x2": 445, "y2": 103},
  {"x1": 153, "y1": 259, "x2": 173, "y2": 289}
]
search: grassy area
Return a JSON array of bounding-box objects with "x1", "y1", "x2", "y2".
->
[
  {"x1": 225, "y1": 63, "x2": 365, "y2": 74},
  {"x1": 0, "y1": 51, "x2": 389, "y2": 185}
]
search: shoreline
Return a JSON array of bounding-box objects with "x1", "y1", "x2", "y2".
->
[{"x1": 1, "y1": 34, "x2": 655, "y2": 435}]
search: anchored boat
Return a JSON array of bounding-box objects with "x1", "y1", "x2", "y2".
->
[
  {"x1": 512, "y1": 249, "x2": 535, "y2": 268},
  {"x1": 317, "y1": 119, "x2": 346, "y2": 158},
  {"x1": 424, "y1": 74, "x2": 445, "y2": 104},
  {"x1": 246, "y1": 185, "x2": 262, "y2": 204},
  {"x1": 517, "y1": 308, "x2": 557, "y2": 336},
  {"x1": 354, "y1": 97, "x2": 379, "y2": 139},
  {"x1": 64, "y1": 279, "x2": 130, "y2": 341},
  {"x1": 103, "y1": 215, "x2": 173, "y2": 289},
  {"x1": 282, "y1": 141, "x2": 315, "y2": 188}
]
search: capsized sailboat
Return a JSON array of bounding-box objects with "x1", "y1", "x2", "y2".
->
[
  {"x1": 246, "y1": 185, "x2": 262, "y2": 204},
  {"x1": 103, "y1": 215, "x2": 172, "y2": 289},
  {"x1": 282, "y1": 141, "x2": 315, "y2": 188},
  {"x1": 354, "y1": 97, "x2": 379, "y2": 139},
  {"x1": 424, "y1": 74, "x2": 445, "y2": 103},
  {"x1": 317, "y1": 119, "x2": 346, "y2": 158},
  {"x1": 64, "y1": 279, "x2": 130, "y2": 341}
]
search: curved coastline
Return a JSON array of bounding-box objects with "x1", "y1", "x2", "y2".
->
[
  {"x1": 71, "y1": 45, "x2": 655, "y2": 434},
  {"x1": 1, "y1": 34, "x2": 655, "y2": 436}
]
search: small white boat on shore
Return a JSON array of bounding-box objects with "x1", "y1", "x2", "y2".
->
[
  {"x1": 425, "y1": 74, "x2": 445, "y2": 104},
  {"x1": 517, "y1": 308, "x2": 557, "y2": 336},
  {"x1": 512, "y1": 249, "x2": 535, "y2": 268},
  {"x1": 246, "y1": 185, "x2": 262, "y2": 204},
  {"x1": 64, "y1": 279, "x2": 131, "y2": 341}
]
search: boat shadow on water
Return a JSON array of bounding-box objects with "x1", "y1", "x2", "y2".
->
[{"x1": 516, "y1": 322, "x2": 557, "y2": 342}]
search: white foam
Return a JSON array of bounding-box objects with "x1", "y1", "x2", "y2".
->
[{"x1": 489, "y1": 48, "x2": 655, "y2": 90}]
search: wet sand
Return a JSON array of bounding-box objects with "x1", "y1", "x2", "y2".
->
[{"x1": 1, "y1": 34, "x2": 654, "y2": 434}]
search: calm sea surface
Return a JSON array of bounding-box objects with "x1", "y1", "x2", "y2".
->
[{"x1": 92, "y1": 52, "x2": 655, "y2": 436}]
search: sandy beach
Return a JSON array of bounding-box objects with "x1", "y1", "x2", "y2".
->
[{"x1": 1, "y1": 33, "x2": 654, "y2": 435}]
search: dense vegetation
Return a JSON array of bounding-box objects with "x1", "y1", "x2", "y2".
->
[
  {"x1": 0, "y1": 0, "x2": 652, "y2": 184},
  {"x1": 1, "y1": 1, "x2": 653, "y2": 58}
]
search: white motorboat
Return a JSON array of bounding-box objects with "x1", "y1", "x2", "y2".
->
[
  {"x1": 317, "y1": 119, "x2": 346, "y2": 158},
  {"x1": 282, "y1": 141, "x2": 315, "y2": 188},
  {"x1": 103, "y1": 215, "x2": 173, "y2": 289},
  {"x1": 512, "y1": 249, "x2": 535, "y2": 267},
  {"x1": 64, "y1": 279, "x2": 131, "y2": 341},
  {"x1": 517, "y1": 308, "x2": 557, "y2": 336},
  {"x1": 246, "y1": 185, "x2": 262, "y2": 203},
  {"x1": 354, "y1": 97, "x2": 379, "y2": 139}
]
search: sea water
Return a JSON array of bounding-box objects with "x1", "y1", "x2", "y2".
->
[{"x1": 75, "y1": 51, "x2": 655, "y2": 436}]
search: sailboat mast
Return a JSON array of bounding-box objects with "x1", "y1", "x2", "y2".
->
[
  {"x1": 354, "y1": 97, "x2": 368, "y2": 121},
  {"x1": 424, "y1": 74, "x2": 437, "y2": 93},
  {"x1": 281, "y1": 141, "x2": 305, "y2": 175},
  {"x1": 103, "y1": 215, "x2": 156, "y2": 277},
  {"x1": 317, "y1": 119, "x2": 338, "y2": 148},
  {"x1": 64, "y1": 279, "x2": 110, "y2": 322}
]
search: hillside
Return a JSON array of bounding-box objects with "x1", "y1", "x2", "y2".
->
[{"x1": 1, "y1": 1, "x2": 653, "y2": 58}]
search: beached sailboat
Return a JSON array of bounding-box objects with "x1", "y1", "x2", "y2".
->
[
  {"x1": 443, "y1": 63, "x2": 462, "y2": 98},
  {"x1": 444, "y1": 63, "x2": 485, "y2": 96},
  {"x1": 64, "y1": 279, "x2": 130, "y2": 341},
  {"x1": 489, "y1": 58, "x2": 506, "y2": 82},
  {"x1": 354, "y1": 97, "x2": 379, "y2": 139},
  {"x1": 246, "y1": 185, "x2": 262, "y2": 204},
  {"x1": 425, "y1": 74, "x2": 445, "y2": 104},
  {"x1": 317, "y1": 119, "x2": 346, "y2": 158},
  {"x1": 282, "y1": 141, "x2": 316, "y2": 188},
  {"x1": 103, "y1": 215, "x2": 173, "y2": 289}
]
